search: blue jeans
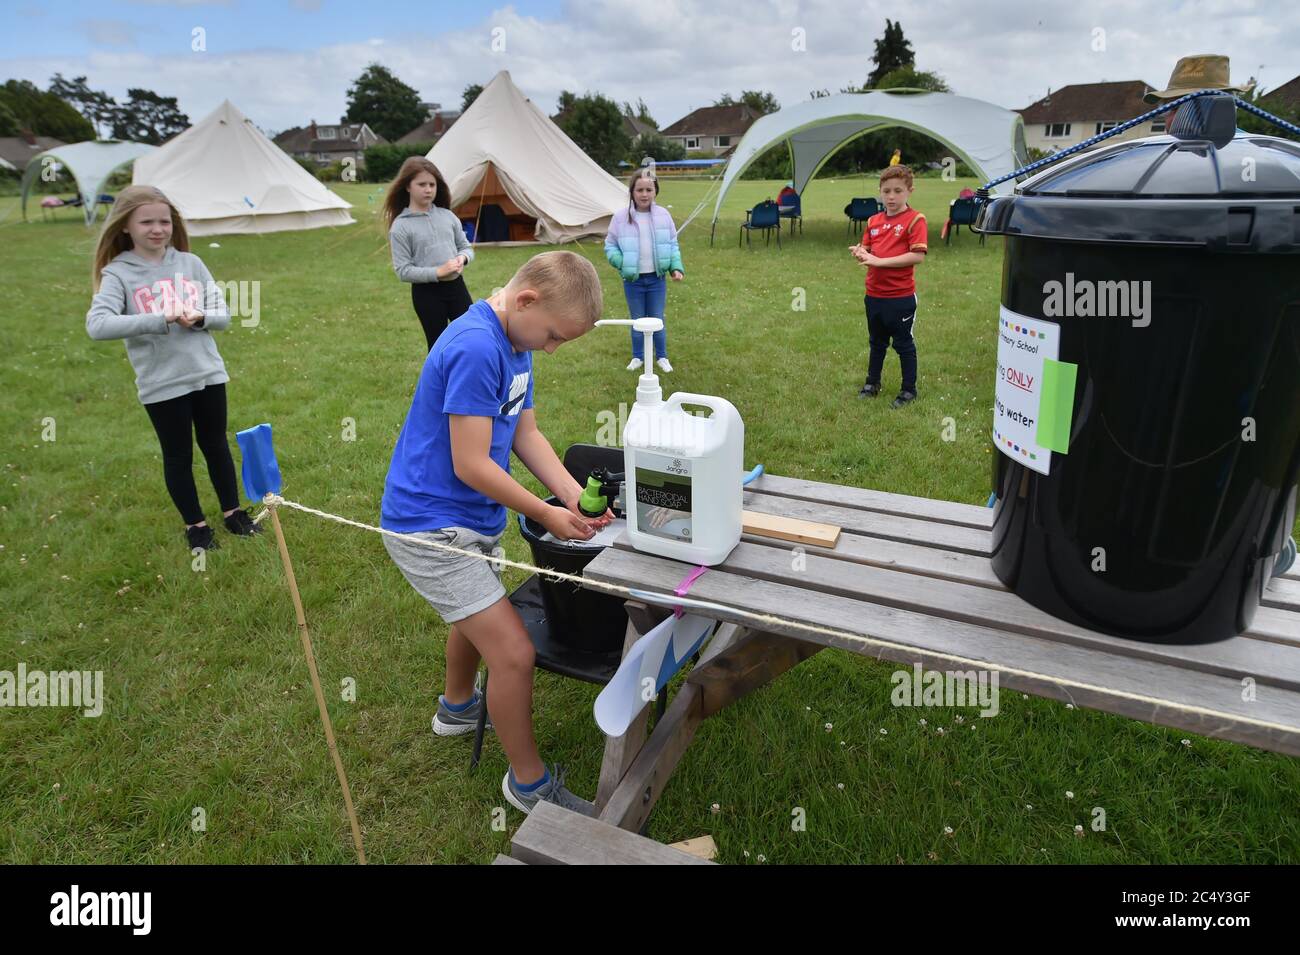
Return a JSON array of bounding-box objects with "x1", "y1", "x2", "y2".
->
[{"x1": 623, "y1": 273, "x2": 668, "y2": 360}]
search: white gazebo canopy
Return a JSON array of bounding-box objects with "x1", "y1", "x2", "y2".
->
[
  {"x1": 711, "y1": 90, "x2": 1027, "y2": 230},
  {"x1": 21, "y1": 140, "x2": 156, "y2": 226}
]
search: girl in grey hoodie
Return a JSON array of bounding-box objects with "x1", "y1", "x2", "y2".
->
[
  {"x1": 383, "y1": 158, "x2": 475, "y2": 350},
  {"x1": 87, "y1": 185, "x2": 259, "y2": 552}
]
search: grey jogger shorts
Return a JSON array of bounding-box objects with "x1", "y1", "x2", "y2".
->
[{"x1": 383, "y1": 525, "x2": 507, "y2": 623}]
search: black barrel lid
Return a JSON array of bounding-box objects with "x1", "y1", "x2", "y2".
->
[{"x1": 977, "y1": 133, "x2": 1300, "y2": 252}]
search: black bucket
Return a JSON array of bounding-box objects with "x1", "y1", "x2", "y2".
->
[{"x1": 517, "y1": 498, "x2": 629, "y2": 653}]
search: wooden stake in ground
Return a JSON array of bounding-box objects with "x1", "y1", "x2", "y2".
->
[{"x1": 267, "y1": 502, "x2": 366, "y2": 864}]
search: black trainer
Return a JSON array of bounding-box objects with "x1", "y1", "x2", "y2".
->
[
  {"x1": 891, "y1": 390, "x2": 918, "y2": 409},
  {"x1": 858, "y1": 381, "x2": 882, "y2": 398},
  {"x1": 224, "y1": 508, "x2": 262, "y2": 537},
  {"x1": 186, "y1": 524, "x2": 220, "y2": 551}
]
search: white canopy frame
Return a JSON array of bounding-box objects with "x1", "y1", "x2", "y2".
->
[
  {"x1": 21, "y1": 140, "x2": 156, "y2": 226},
  {"x1": 709, "y1": 91, "x2": 1026, "y2": 240}
]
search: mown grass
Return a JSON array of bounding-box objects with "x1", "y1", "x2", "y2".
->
[{"x1": 1, "y1": 174, "x2": 1296, "y2": 864}]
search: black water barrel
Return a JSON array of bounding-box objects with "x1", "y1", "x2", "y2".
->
[
  {"x1": 977, "y1": 130, "x2": 1300, "y2": 644},
  {"x1": 517, "y1": 498, "x2": 629, "y2": 653}
]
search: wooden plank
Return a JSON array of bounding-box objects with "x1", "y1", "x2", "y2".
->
[
  {"x1": 742, "y1": 508, "x2": 841, "y2": 548},
  {"x1": 599, "y1": 682, "x2": 705, "y2": 832},
  {"x1": 647, "y1": 538, "x2": 1300, "y2": 690},
  {"x1": 511, "y1": 801, "x2": 713, "y2": 865},
  {"x1": 726, "y1": 534, "x2": 1297, "y2": 650},
  {"x1": 742, "y1": 529, "x2": 1005, "y2": 589},
  {"x1": 669, "y1": 835, "x2": 718, "y2": 860},
  {"x1": 747, "y1": 472, "x2": 994, "y2": 529},
  {"x1": 686, "y1": 628, "x2": 824, "y2": 717},
  {"x1": 743, "y1": 490, "x2": 991, "y2": 556},
  {"x1": 1264, "y1": 577, "x2": 1300, "y2": 613},
  {"x1": 492, "y1": 853, "x2": 526, "y2": 865},
  {"x1": 584, "y1": 548, "x2": 1300, "y2": 756},
  {"x1": 595, "y1": 609, "x2": 657, "y2": 811}
]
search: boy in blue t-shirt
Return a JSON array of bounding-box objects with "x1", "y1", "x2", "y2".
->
[{"x1": 381, "y1": 251, "x2": 611, "y2": 816}]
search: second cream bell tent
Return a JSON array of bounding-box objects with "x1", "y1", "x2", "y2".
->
[
  {"x1": 427, "y1": 71, "x2": 627, "y2": 243},
  {"x1": 133, "y1": 100, "x2": 354, "y2": 236}
]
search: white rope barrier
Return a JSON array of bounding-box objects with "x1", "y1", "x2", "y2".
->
[{"x1": 258, "y1": 493, "x2": 1299, "y2": 741}]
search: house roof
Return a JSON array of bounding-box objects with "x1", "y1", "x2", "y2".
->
[
  {"x1": 661, "y1": 103, "x2": 762, "y2": 137},
  {"x1": 397, "y1": 112, "x2": 459, "y2": 145},
  {"x1": 1262, "y1": 74, "x2": 1300, "y2": 109},
  {"x1": 1018, "y1": 80, "x2": 1154, "y2": 124},
  {"x1": 0, "y1": 135, "x2": 67, "y2": 172},
  {"x1": 273, "y1": 122, "x2": 386, "y2": 154}
]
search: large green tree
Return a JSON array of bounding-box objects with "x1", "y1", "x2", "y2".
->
[
  {"x1": 0, "y1": 79, "x2": 95, "y2": 141},
  {"x1": 108, "y1": 89, "x2": 188, "y2": 144},
  {"x1": 556, "y1": 93, "x2": 630, "y2": 172},
  {"x1": 343, "y1": 64, "x2": 425, "y2": 141},
  {"x1": 462, "y1": 83, "x2": 484, "y2": 112},
  {"x1": 713, "y1": 90, "x2": 780, "y2": 114},
  {"x1": 0, "y1": 98, "x2": 19, "y2": 137},
  {"x1": 867, "y1": 19, "x2": 915, "y2": 87},
  {"x1": 48, "y1": 73, "x2": 117, "y2": 138},
  {"x1": 622, "y1": 97, "x2": 657, "y2": 128}
]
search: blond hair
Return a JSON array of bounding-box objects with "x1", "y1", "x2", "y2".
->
[
  {"x1": 506, "y1": 251, "x2": 602, "y2": 326},
  {"x1": 91, "y1": 185, "x2": 189, "y2": 291}
]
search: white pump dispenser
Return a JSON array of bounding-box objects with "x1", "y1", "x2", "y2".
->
[{"x1": 594, "y1": 317, "x2": 744, "y2": 566}]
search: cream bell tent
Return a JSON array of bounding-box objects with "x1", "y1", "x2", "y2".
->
[
  {"x1": 710, "y1": 90, "x2": 1027, "y2": 239},
  {"x1": 133, "y1": 100, "x2": 354, "y2": 236},
  {"x1": 427, "y1": 71, "x2": 627, "y2": 243}
]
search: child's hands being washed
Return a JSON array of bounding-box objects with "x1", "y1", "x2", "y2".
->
[{"x1": 542, "y1": 504, "x2": 597, "y2": 541}]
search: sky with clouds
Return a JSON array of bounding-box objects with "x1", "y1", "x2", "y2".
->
[{"x1": 2, "y1": 0, "x2": 1296, "y2": 135}]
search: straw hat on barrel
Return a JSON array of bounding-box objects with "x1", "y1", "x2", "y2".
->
[{"x1": 1143, "y1": 54, "x2": 1255, "y2": 103}]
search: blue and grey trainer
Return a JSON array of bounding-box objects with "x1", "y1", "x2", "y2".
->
[
  {"x1": 502, "y1": 764, "x2": 596, "y2": 816},
  {"x1": 432, "y1": 690, "x2": 492, "y2": 737}
]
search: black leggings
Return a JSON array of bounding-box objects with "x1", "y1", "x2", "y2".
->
[
  {"x1": 143, "y1": 383, "x2": 240, "y2": 526},
  {"x1": 411, "y1": 277, "x2": 473, "y2": 350}
]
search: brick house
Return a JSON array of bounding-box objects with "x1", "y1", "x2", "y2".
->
[
  {"x1": 0, "y1": 131, "x2": 66, "y2": 173},
  {"x1": 1017, "y1": 80, "x2": 1170, "y2": 153},
  {"x1": 660, "y1": 104, "x2": 763, "y2": 156},
  {"x1": 397, "y1": 104, "x2": 462, "y2": 145},
  {"x1": 274, "y1": 121, "x2": 386, "y2": 168}
]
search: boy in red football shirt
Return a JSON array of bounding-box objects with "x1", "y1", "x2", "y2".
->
[{"x1": 850, "y1": 165, "x2": 928, "y2": 408}]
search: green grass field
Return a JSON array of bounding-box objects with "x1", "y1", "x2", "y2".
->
[{"x1": 2, "y1": 176, "x2": 1297, "y2": 864}]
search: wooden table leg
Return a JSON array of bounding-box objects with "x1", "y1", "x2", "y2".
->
[
  {"x1": 595, "y1": 602, "x2": 668, "y2": 811},
  {"x1": 599, "y1": 627, "x2": 823, "y2": 832}
]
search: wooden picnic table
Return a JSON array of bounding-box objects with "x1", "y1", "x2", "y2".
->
[{"x1": 581, "y1": 471, "x2": 1300, "y2": 834}]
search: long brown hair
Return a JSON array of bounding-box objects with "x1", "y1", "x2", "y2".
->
[
  {"x1": 383, "y1": 157, "x2": 451, "y2": 231},
  {"x1": 91, "y1": 185, "x2": 189, "y2": 291},
  {"x1": 625, "y1": 167, "x2": 659, "y2": 224}
]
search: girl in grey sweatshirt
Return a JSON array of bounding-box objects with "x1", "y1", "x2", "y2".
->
[
  {"x1": 87, "y1": 185, "x2": 259, "y2": 552},
  {"x1": 384, "y1": 158, "x2": 475, "y2": 350}
]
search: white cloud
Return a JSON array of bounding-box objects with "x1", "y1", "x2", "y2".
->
[{"x1": 2, "y1": 0, "x2": 1296, "y2": 135}]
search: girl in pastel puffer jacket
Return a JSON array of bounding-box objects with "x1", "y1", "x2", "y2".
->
[{"x1": 604, "y1": 169, "x2": 684, "y2": 372}]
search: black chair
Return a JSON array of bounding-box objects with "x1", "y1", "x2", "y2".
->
[
  {"x1": 945, "y1": 196, "x2": 985, "y2": 245},
  {"x1": 777, "y1": 192, "x2": 802, "y2": 236},
  {"x1": 469, "y1": 444, "x2": 669, "y2": 770},
  {"x1": 845, "y1": 196, "x2": 882, "y2": 235},
  {"x1": 739, "y1": 200, "x2": 782, "y2": 249}
]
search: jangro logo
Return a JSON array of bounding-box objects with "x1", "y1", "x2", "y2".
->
[
  {"x1": 0, "y1": 664, "x2": 103, "y2": 717},
  {"x1": 891, "y1": 663, "x2": 1000, "y2": 717},
  {"x1": 50, "y1": 885, "x2": 151, "y2": 935}
]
